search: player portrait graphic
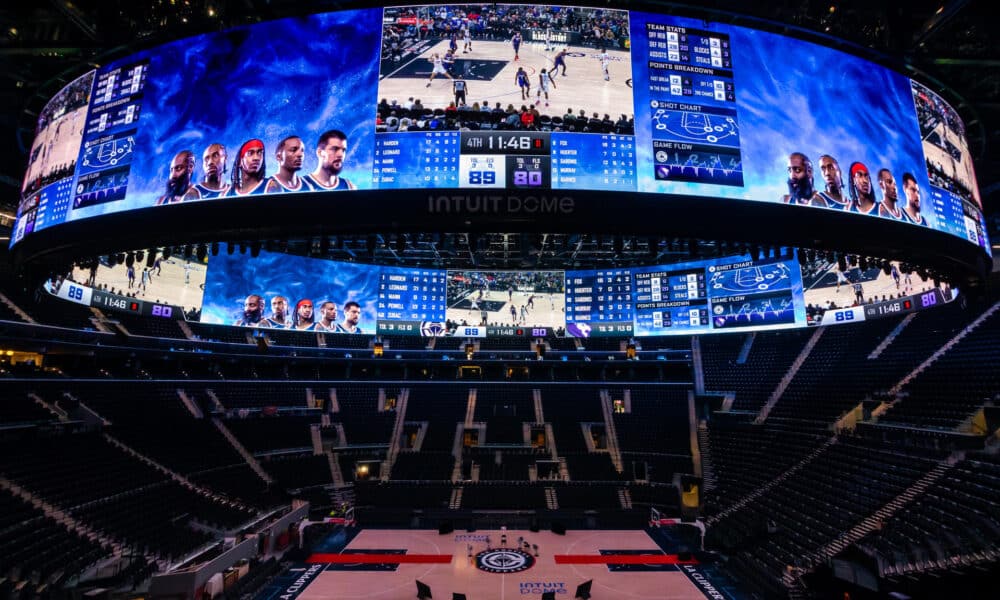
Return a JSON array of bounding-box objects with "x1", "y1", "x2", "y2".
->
[
  {"x1": 156, "y1": 150, "x2": 198, "y2": 205},
  {"x1": 781, "y1": 152, "x2": 821, "y2": 207},
  {"x1": 377, "y1": 4, "x2": 634, "y2": 134},
  {"x1": 848, "y1": 161, "x2": 878, "y2": 215},
  {"x1": 229, "y1": 138, "x2": 268, "y2": 196},
  {"x1": 303, "y1": 130, "x2": 356, "y2": 191},
  {"x1": 192, "y1": 143, "x2": 231, "y2": 199},
  {"x1": 876, "y1": 168, "x2": 903, "y2": 220},
  {"x1": 900, "y1": 172, "x2": 927, "y2": 226},
  {"x1": 266, "y1": 136, "x2": 309, "y2": 193},
  {"x1": 234, "y1": 294, "x2": 265, "y2": 326},
  {"x1": 104, "y1": 10, "x2": 376, "y2": 216},
  {"x1": 814, "y1": 154, "x2": 849, "y2": 210},
  {"x1": 199, "y1": 245, "x2": 381, "y2": 334}
]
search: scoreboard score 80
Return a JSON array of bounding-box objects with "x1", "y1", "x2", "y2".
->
[{"x1": 459, "y1": 132, "x2": 551, "y2": 190}]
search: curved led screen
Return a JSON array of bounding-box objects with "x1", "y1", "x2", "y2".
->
[
  {"x1": 11, "y1": 4, "x2": 989, "y2": 256},
  {"x1": 46, "y1": 244, "x2": 956, "y2": 339}
]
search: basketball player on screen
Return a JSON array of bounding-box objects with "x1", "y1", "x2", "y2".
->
[
  {"x1": 553, "y1": 48, "x2": 569, "y2": 76},
  {"x1": 515, "y1": 67, "x2": 531, "y2": 101},
  {"x1": 234, "y1": 294, "x2": 265, "y2": 327},
  {"x1": 901, "y1": 172, "x2": 927, "y2": 226},
  {"x1": 293, "y1": 299, "x2": 321, "y2": 330},
  {"x1": 462, "y1": 25, "x2": 472, "y2": 53},
  {"x1": 876, "y1": 168, "x2": 904, "y2": 220},
  {"x1": 227, "y1": 139, "x2": 268, "y2": 196},
  {"x1": 191, "y1": 143, "x2": 231, "y2": 199},
  {"x1": 266, "y1": 136, "x2": 309, "y2": 193},
  {"x1": 813, "y1": 154, "x2": 849, "y2": 209},
  {"x1": 260, "y1": 295, "x2": 292, "y2": 328},
  {"x1": 781, "y1": 152, "x2": 822, "y2": 206},
  {"x1": 426, "y1": 53, "x2": 454, "y2": 87},
  {"x1": 512, "y1": 31, "x2": 522, "y2": 61},
  {"x1": 848, "y1": 162, "x2": 878, "y2": 215},
  {"x1": 337, "y1": 301, "x2": 364, "y2": 334},
  {"x1": 536, "y1": 68, "x2": 556, "y2": 107},
  {"x1": 598, "y1": 48, "x2": 611, "y2": 81},
  {"x1": 303, "y1": 130, "x2": 355, "y2": 191},
  {"x1": 156, "y1": 150, "x2": 197, "y2": 205},
  {"x1": 317, "y1": 301, "x2": 339, "y2": 332}
]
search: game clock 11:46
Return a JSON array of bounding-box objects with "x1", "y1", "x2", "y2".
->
[{"x1": 459, "y1": 131, "x2": 551, "y2": 189}]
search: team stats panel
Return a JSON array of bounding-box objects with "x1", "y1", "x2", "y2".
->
[
  {"x1": 644, "y1": 19, "x2": 743, "y2": 187},
  {"x1": 633, "y1": 267, "x2": 709, "y2": 335}
]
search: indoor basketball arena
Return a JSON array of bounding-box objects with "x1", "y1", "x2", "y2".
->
[{"x1": 0, "y1": 2, "x2": 998, "y2": 600}]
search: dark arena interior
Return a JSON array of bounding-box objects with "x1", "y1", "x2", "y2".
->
[{"x1": 1, "y1": 2, "x2": 1000, "y2": 599}]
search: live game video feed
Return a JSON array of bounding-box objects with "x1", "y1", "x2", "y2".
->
[
  {"x1": 9, "y1": 4, "x2": 990, "y2": 258},
  {"x1": 13, "y1": 71, "x2": 96, "y2": 245},
  {"x1": 375, "y1": 3, "x2": 637, "y2": 192},
  {"x1": 801, "y1": 255, "x2": 956, "y2": 327},
  {"x1": 446, "y1": 270, "x2": 566, "y2": 336},
  {"x1": 200, "y1": 247, "x2": 381, "y2": 334},
  {"x1": 44, "y1": 252, "x2": 207, "y2": 322}
]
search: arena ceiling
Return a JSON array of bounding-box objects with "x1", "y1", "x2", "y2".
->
[{"x1": 0, "y1": 0, "x2": 996, "y2": 251}]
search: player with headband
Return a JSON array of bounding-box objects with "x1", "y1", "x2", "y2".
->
[
  {"x1": 228, "y1": 138, "x2": 268, "y2": 196},
  {"x1": 848, "y1": 161, "x2": 878, "y2": 215}
]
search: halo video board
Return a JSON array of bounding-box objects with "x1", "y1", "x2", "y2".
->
[{"x1": 11, "y1": 4, "x2": 988, "y2": 257}]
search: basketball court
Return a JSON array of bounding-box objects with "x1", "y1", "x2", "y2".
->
[
  {"x1": 447, "y1": 289, "x2": 564, "y2": 329},
  {"x1": 378, "y1": 39, "x2": 635, "y2": 121},
  {"x1": 803, "y1": 262, "x2": 941, "y2": 314},
  {"x1": 270, "y1": 528, "x2": 725, "y2": 600},
  {"x1": 70, "y1": 256, "x2": 207, "y2": 315}
]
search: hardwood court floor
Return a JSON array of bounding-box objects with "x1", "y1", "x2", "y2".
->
[
  {"x1": 295, "y1": 529, "x2": 710, "y2": 600},
  {"x1": 71, "y1": 256, "x2": 206, "y2": 314},
  {"x1": 378, "y1": 40, "x2": 635, "y2": 121}
]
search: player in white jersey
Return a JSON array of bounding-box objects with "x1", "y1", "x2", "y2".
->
[
  {"x1": 535, "y1": 69, "x2": 556, "y2": 107},
  {"x1": 426, "y1": 53, "x2": 453, "y2": 87},
  {"x1": 544, "y1": 27, "x2": 554, "y2": 51},
  {"x1": 462, "y1": 26, "x2": 472, "y2": 53},
  {"x1": 599, "y1": 49, "x2": 611, "y2": 81}
]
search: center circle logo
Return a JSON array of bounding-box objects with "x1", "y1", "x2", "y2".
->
[{"x1": 475, "y1": 548, "x2": 535, "y2": 574}]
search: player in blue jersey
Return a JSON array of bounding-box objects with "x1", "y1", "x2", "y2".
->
[
  {"x1": 337, "y1": 301, "x2": 364, "y2": 334},
  {"x1": 228, "y1": 139, "x2": 268, "y2": 196},
  {"x1": 292, "y1": 299, "x2": 322, "y2": 331},
  {"x1": 303, "y1": 130, "x2": 356, "y2": 191},
  {"x1": 449, "y1": 32, "x2": 459, "y2": 55},
  {"x1": 781, "y1": 152, "x2": 823, "y2": 206},
  {"x1": 511, "y1": 31, "x2": 522, "y2": 61},
  {"x1": 901, "y1": 172, "x2": 927, "y2": 226},
  {"x1": 553, "y1": 48, "x2": 569, "y2": 76},
  {"x1": 515, "y1": 67, "x2": 531, "y2": 101},
  {"x1": 233, "y1": 294, "x2": 265, "y2": 327},
  {"x1": 265, "y1": 135, "x2": 309, "y2": 193},
  {"x1": 848, "y1": 161, "x2": 878, "y2": 215},
  {"x1": 443, "y1": 49, "x2": 457, "y2": 76},
  {"x1": 259, "y1": 295, "x2": 292, "y2": 328},
  {"x1": 156, "y1": 150, "x2": 198, "y2": 205},
  {"x1": 317, "y1": 301, "x2": 340, "y2": 332},
  {"x1": 813, "y1": 154, "x2": 849, "y2": 209},
  {"x1": 876, "y1": 168, "x2": 904, "y2": 220},
  {"x1": 191, "y1": 143, "x2": 230, "y2": 199}
]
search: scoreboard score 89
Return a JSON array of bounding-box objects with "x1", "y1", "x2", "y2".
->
[{"x1": 459, "y1": 131, "x2": 551, "y2": 190}]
